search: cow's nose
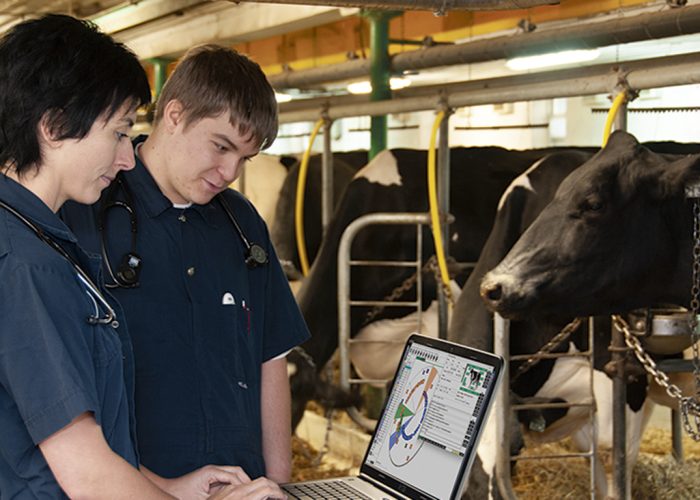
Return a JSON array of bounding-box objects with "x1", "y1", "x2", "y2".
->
[{"x1": 480, "y1": 278, "x2": 503, "y2": 306}]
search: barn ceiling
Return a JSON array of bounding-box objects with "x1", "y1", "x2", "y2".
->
[{"x1": 0, "y1": 0, "x2": 697, "y2": 99}]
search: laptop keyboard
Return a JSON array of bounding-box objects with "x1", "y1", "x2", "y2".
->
[{"x1": 283, "y1": 479, "x2": 374, "y2": 499}]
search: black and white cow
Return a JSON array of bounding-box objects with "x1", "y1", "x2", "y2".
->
[
  {"x1": 288, "y1": 146, "x2": 587, "y2": 428},
  {"x1": 231, "y1": 153, "x2": 297, "y2": 228},
  {"x1": 271, "y1": 151, "x2": 368, "y2": 278},
  {"x1": 447, "y1": 149, "x2": 652, "y2": 498},
  {"x1": 481, "y1": 131, "x2": 700, "y2": 319},
  {"x1": 477, "y1": 131, "x2": 700, "y2": 497}
]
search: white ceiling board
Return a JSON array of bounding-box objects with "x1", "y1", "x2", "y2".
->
[
  {"x1": 91, "y1": 0, "x2": 211, "y2": 35},
  {"x1": 114, "y1": 2, "x2": 359, "y2": 60}
]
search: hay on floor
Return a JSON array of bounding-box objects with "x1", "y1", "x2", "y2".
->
[
  {"x1": 511, "y1": 430, "x2": 700, "y2": 499},
  {"x1": 291, "y1": 416, "x2": 700, "y2": 496},
  {"x1": 291, "y1": 435, "x2": 351, "y2": 482}
]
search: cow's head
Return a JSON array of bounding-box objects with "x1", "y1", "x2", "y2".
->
[{"x1": 480, "y1": 131, "x2": 700, "y2": 320}]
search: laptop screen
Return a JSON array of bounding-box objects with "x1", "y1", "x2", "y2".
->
[{"x1": 362, "y1": 335, "x2": 502, "y2": 500}]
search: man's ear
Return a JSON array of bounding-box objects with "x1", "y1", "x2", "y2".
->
[{"x1": 161, "y1": 99, "x2": 185, "y2": 133}]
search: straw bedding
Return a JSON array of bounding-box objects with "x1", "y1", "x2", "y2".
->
[{"x1": 292, "y1": 425, "x2": 700, "y2": 497}]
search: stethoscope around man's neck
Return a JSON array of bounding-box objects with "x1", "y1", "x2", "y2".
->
[
  {"x1": 98, "y1": 170, "x2": 269, "y2": 289},
  {"x1": 0, "y1": 199, "x2": 119, "y2": 328}
]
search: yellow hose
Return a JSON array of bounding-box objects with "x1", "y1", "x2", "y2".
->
[
  {"x1": 295, "y1": 118, "x2": 324, "y2": 277},
  {"x1": 602, "y1": 91, "x2": 627, "y2": 147},
  {"x1": 427, "y1": 110, "x2": 453, "y2": 304}
]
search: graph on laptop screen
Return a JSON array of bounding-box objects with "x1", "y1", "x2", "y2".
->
[{"x1": 365, "y1": 341, "x2": 496, "y2": 499}]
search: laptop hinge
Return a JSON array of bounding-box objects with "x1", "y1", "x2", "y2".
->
[{"x1": 358, "y1": 473, "x2": 412, "y2": 500}]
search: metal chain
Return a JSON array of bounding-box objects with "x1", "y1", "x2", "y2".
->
[
  {"x1": 363, "y1": 255, "x2": 456, "y2": 326},
  {"x1": 425, "y1": 255, "x2": 456, "y2": 307},
  {"x1": 612, "y1": 314, "x2": 700, "y2": 440},
  {"x1": 311, "y1": 408, "x2": 334, "y2": 466},
  {"x1": 689, "y1": 198, "x2": 700, "y2": 395},
  {"x1": 511, "y1": 317, "x2": 583, "y2": 383}
]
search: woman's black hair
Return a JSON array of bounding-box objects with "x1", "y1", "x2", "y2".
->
[{"x1": 0, "y1": 14, "x2": 151, "y2": 175}]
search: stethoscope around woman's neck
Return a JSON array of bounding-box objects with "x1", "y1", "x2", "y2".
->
[{"x1": 0, "y1": 198, "x2": 119, "y2": 328}]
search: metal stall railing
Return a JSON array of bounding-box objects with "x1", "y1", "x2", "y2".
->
[
  {"x1": 337, "y1": 212, "x2": 433, "y2": 430},
  {"x1": 494, "y1": 314, "x2": 599, "y2": 499}
]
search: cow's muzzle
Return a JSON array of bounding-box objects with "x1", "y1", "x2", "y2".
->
[{"x1": 480, "y1": 271, "x2": 534, "y2": 319}]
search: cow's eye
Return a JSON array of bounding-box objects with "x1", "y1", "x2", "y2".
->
[{"x1": 581, "y1": 197, "x2": 604, "y2": 214}]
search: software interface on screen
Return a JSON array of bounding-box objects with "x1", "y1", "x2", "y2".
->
[{"x1": 365, "y1": 342, "x2": 496, "y2": 499}]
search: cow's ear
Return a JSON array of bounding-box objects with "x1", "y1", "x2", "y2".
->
[
  {"x1": 606, "y1": 130, "x2": 639, "y2": 151},
  {"x1": 652, "y1": 154, "x2": 700, "y2": 200},
  {"x1": 279, "y1": 155, "x2": 298, "y2": 170}
]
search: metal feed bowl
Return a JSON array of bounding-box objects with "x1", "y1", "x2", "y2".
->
[{"x1": 628, "y1": 306, "x2": 696, "y2": 355}]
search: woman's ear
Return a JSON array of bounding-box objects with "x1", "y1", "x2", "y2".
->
[
  {"x1": 161, "y1": 99, "x2": 185, "y2": 133},
  {"x1": 37, "y1": 112, "x2": 62, "y2": 149}
]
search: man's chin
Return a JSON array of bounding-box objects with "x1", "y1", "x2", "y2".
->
[{"x1": 190, "y1": 191, "x2": 219, "y2": 205}]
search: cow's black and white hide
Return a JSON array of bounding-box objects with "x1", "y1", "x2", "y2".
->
[
  {"x1": 271, "y1": 151, "x2": 368, "y2": 279},
  {"x1": 288, "y1": 146, "x2": 613, "y2": 439},
  {"x1": 477, "y1": 133, "x2": 700, "y2": 497}
]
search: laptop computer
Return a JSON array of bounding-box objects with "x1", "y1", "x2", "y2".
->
[{"x1": 283, "y1": 333, "x2": 504, "y2": 500}]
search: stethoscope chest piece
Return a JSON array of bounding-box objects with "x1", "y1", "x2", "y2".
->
[{"x1": 246, "y1": 243, "x2": 269, "y2": 268}]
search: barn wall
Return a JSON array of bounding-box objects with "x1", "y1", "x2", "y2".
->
[{"x1": 269, "y1": 83, "x2": 700, "y2": 156}]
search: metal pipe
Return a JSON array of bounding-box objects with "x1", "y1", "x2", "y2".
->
[
  {"x1": 672, "y1": 409, "x2": 684, "y2": 462},
  {"x1": 338, "y1": 212, "x2": 433, "y2": 394},
  {"x1": 242, "y1": 0, "x2": 557, "y2": 13},
  {"x1": 367, "y1": 10, "x2": 395, "y2": 158},
  {"x1": 588, "y1": 317, "x2": 598, "y2": 499},
  {"x1": 494, "y1": 313, "x2": 516, "y2": 500},
  {"x1": 279, "y1": 51, "x2": 700, "y2": 123},
  {"x1": 611, "y1": 324, "x2": 628, "y2": 499},
  {"x1": 149, "y1": 57, "x2": 172, "y2": 101},
  {"x1": 611, "y1": 88, "x2": 628, "y2": 500},
  {"x1": 269, "y1": 4, "x2": 700, "y2": 89},
  {"x1": 321, "y1": 118, "x2": 333, "y2": 236}
]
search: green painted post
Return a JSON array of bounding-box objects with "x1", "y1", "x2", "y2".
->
[
  {"x1": 364, "y1": 10, "x2": 399, "y2": 160},
  {"x1": 149, "y1": 57, "x2": 173, "y2": 100}
]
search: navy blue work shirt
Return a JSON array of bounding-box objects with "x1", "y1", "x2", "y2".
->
[
  {"x1": 0, "y1": 175, "x2": 138, "y2": 498},
  {"x1": 61, "y1": 135, "x2": 310, "y2": 479}
]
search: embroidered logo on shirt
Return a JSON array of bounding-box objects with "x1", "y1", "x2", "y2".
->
[{"x1": 222, "y1": 292, "x2": 235, "y2": 305}]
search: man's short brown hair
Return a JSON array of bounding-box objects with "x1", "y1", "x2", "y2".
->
[{"x1": 155, "y1": 44, "x2": 278, "y2": 150}]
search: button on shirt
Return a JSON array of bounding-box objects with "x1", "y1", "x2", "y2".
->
[
  {"x1": 0, "y1": 176, "x2": 138, "y2": 498},
  {"x1": 61, "y1": 136, "x2": 311, "y2": 479}
]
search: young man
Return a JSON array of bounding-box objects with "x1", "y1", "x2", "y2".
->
[{"x1": 62, "y1": 44, "x2": 310, "y2": 483}]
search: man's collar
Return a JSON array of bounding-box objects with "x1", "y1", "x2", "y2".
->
[{"x1": 127, "y1": 135, "x2": 221, "y2": 227}]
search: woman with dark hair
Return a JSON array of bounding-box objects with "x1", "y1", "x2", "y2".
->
[{"x1": 0, "y1": 14, "x2": 284, "y2": 499}]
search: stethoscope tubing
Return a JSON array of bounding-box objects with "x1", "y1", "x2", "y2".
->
[{"x1": 0, "y1": 198, "x2": 118, "y2": 327}]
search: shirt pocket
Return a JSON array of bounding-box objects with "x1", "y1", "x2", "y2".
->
[
  {"x1": 218, "y1": 302, "x2": 254, "y2": 382},
  {"x1": 91, "y1": 323, "x2": 121, "y2": 367}
]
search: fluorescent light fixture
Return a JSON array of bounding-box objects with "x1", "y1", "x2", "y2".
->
[
  {"x1": 275, "y1": 92, "x2": 292, "y2": 103},
  {"x1": 347, "y1": 80, "x2": 372, "y2": 94},
  {"x1": 506, "y1": 49, "x2": 600, "y2": 71},
  {"x1": 390, "y1": 76, "x2": 411, "y2": 90},
  {"x1": 347, "y1": 77, "x2": 412, "y2": 95}
]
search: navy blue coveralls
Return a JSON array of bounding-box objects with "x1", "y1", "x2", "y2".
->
[
  {"x1": 61, "y1": 135, "x2": 310, "y2": 479},
  {"x1": 0, "y1": 176, "x2": 138, "y2": 498}
]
